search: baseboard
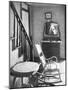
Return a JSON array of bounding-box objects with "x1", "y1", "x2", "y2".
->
[{"x1": 59, "y1": 58, "x2": 66, "y2": 60}]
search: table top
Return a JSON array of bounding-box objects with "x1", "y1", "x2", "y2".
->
[{"x1": 13, "y1": 62, "x2": 39, "y2": 73}]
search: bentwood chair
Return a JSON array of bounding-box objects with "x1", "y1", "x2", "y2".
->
[{"x1": 35, "y1": 43, "x2": 62, "y2": 84}]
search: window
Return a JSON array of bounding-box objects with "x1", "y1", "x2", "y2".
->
[
  {"x1": 10, "y1": 2, "x2": 30, "y2": 58},
  {"x1": 10, "y1": 2, "x2": 24, "y2": 58}
]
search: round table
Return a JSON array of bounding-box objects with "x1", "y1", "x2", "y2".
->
[{"x1": 10, "y1": 61, "x2": 40, "y2": 88}]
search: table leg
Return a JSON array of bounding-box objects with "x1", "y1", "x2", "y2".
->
[
  {"x1": 21, "y1": 77, "x2": 23, "y2": 87},
  {"x1": 13, "y1": 76, "x2": 16, "y2": 88}
]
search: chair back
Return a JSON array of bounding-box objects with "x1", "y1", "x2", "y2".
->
[{"x1": 35, "y1": 44, "x2": 46, "y2": 67}]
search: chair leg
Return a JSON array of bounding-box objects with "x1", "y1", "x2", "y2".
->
[{"x1": 58, "y1": 69, "x2": 62, "y2": 81}]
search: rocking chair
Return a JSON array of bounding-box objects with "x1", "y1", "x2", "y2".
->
[{"x1": 35, "y1": 43, "x2": 62, "y2": 85}]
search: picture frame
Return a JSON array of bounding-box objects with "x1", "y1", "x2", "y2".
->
[{"x1": 45, "y1": 12, "x2": 52, "y2": 19}]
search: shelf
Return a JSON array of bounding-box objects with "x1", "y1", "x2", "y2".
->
[{"x1": 41, "y1": 40, "x2": 62, "y2": 43}]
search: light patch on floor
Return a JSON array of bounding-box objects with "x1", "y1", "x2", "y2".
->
[{"x1": 55, "y1": 61, "x2": 65, "y2": 85}]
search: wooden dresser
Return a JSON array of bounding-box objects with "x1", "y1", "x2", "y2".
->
[{"x1": 41, "y1": 40, "x2": 61, "y2": 60}]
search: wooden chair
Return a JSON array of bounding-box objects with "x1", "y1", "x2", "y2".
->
[{"x1": 35, "y1": 43, "x2": 62, "y2": 84}]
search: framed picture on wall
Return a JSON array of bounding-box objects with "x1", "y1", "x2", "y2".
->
[{"x1": 45, "y1": 12, "x2": 52, "y2": 19}]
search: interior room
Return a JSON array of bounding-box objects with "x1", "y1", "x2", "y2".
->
[{"x1": 9, "y1": 1, "x2": 66, "y2": 88}]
